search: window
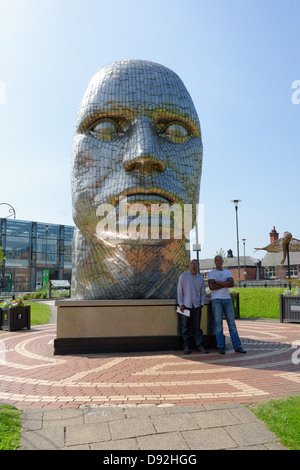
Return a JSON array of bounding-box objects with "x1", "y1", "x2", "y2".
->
[
  {"x1": 64, "y1": 226, "x2": 74, "y2": 241},
  {"x1": 36, "y1": 224, "x2": 59, "y2": 239},
  {"x1": 264, "y1": 268, "x2": 276, "y2": 279},
  {"x1": 286, "y1": 266, "x2": 298, "y2": 278},
  {"x1": 5, "y1": 234, "x2": 30, "y2": 267},
  {"x1": 6, "y1": 220, "x2": 30, "y2": 237}
]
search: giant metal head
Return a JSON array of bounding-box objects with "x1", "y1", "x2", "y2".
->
[{"x1": 71, "y1": 60, "x2": 203, "y2": 299}]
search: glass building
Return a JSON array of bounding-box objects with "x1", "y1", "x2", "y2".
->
[{"x1": 0, "y1": 218, "x2": 74, "y2": 292}]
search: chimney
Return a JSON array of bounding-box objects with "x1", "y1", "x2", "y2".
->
[
  {"x1": 227, "y1": 249, "x2": 233, "y2": 258},
  {"x1": 270, "y1": 226, "x2": 279, "y2": 243}
]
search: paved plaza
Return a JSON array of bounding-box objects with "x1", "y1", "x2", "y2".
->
[{"x1": 0, "y1": 304, "x2": 299, "y2": 450}]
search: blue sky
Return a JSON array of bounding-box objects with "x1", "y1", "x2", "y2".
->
[{"x1": 0, "y1": 0, "x2": 299, "y2": 261}]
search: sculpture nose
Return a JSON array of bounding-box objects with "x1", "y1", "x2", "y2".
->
[{"x1": 123, "y1": 118, "x2": 166, "y2": 174}]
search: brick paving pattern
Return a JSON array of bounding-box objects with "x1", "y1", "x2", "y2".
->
[{"x1": 0, "y1": 319, "x2": 299, "y2": 408}]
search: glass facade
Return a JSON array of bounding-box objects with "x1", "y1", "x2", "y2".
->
[{"x1": 0, "y1": 218, "x2": 74, "y2": 292}]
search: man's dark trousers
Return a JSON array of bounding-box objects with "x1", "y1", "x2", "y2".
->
[{"x1": 181, "y1": 305, "x2": 203, "y2": 350}]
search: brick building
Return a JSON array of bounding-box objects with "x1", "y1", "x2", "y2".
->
[
  {"x1": 199, "y1": 250, "x2": 264, "y2": 282},
  {"x1": 199, "y1": 227, "x2": 300, "y2": 283}
]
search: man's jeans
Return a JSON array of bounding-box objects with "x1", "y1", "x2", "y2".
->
[
  {"x1": 211, "y1": 299, "x2": 241, "y2": 349},
  {"x1": 181, "y1": 306, "x2": 203, "y2": 349}
]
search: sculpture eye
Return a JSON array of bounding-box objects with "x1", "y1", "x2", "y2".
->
[
  {"x1": 161, "y1": 123, "x2": 190, "y2": 143},
  {"x1": 90, "y1": 120, "x2": 121, "y2": 141}
]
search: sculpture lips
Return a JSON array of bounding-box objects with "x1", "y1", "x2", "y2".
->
[
  {"x1": 125, "y1": 194, "x2": 173, "y2": 204},
  {"x1": 117, "y1": 190, "x2": 176, "y2": 205}
]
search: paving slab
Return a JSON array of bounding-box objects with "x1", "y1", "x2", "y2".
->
[
  {"x1": 42, "y1": 408, "x2": 84, "y2": 427},
  {"x1": 182, "y1": 427, "x2": 238, "y2": 450},
  {"x1": 225, "y1": 421, "x2": 282, "y2": 447},
  {"x1": 19, "y1": 404, "x2": 287, "y2": 450},
  {"x1": 91, "y1": 438, "x2": 139, "y2": 451},
  {"x1": 192, "y1": 409, "x2": 240, "y2": 428},
  {"x1": 151, "y1": 412, "x2": 198, "y2": 433},
  {"x1": 66, "y1": 421, "x2": 111, "y2": 446},
  {"x1": 84, "y1": 406, "x2": 126, "y2": 423},
  {"x1": 109, "y1": 415, "x2": 155, "y2": 440},
  {"x1": 137, "y1": 431, "x2": 189, "y2": 450},
  {"x1": 20, "y1": 425, "x2": 65, "y2": 450}
]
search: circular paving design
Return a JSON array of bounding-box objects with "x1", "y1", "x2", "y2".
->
[{"x1": 0, "y1": 320, "x2": 299, "y2": 409}]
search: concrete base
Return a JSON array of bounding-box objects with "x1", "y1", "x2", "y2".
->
[{"x1": 54, "y1": 299, "x2": 216, "y2": 354}]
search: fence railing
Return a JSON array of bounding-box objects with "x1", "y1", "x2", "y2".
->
[{"x1": 235, "y1": 280, "x2": 290, "y2": 288}]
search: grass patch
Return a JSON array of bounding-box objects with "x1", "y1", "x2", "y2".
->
[
  {"x1": 249, "y1": 396, "x2": 300, "y2": 450},
  {"x1": 24, "y1": 301, "x2": 51, "y2": 325},
  {"x1": 234, "y1": 287, "x2": 285, "y2": 319},
  {"x1": 0, "y1": 405, "x2": 22, "y2": 450}
]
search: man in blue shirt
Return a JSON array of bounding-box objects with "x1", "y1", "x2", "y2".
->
[{"x1": 177, "y1": 259, "x2": 208, "y2": 354}]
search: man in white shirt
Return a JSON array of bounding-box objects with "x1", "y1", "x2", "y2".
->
[
  {"x1": 177, "y1": 259, "x2": 208, "y2": 354},
  {"x1": 208, "y1": 255, "x2": 246, "y2": 354}
]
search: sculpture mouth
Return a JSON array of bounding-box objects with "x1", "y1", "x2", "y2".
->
[{"x1": 114, "y1": 189, "x2": 177, "y2": 206}]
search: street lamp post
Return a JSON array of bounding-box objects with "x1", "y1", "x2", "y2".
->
[
  {"x1": 193, "y1": 204, "x2": 201, "y2": 273},
  {"x1": 231, "y1": 200, "x2": 241, "y2": 285},
  {"x1": 287, "y1": 242, "x2": 291, "y2": 290},
  {"x1": 44, "y1": 225, "x2": 50, "y2": 289},
  {"x1": 45, "y1": 225, "x2": 49, "y2": 271},
  {"x1": 242, "y1": 238, "x2": 246, "y2": 280},
  {"x1": 0, "y1": 203, "x2": 16, "y2": 219}
]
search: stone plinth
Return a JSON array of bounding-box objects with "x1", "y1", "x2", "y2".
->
[{"x1": 54, "y1": 299, "x2": 215, "y2": 354}]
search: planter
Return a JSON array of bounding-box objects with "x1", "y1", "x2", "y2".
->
[
  {"x1": 0, "y1": 306, "x2": 31, "y2": 331},
  {"x1": 280, "y1": 294, "x2": 300, "y2": 323}
]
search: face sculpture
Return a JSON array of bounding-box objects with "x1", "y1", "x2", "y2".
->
[{"x1": 71, "y1": 60, "x2": 203, "y2": 299}]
